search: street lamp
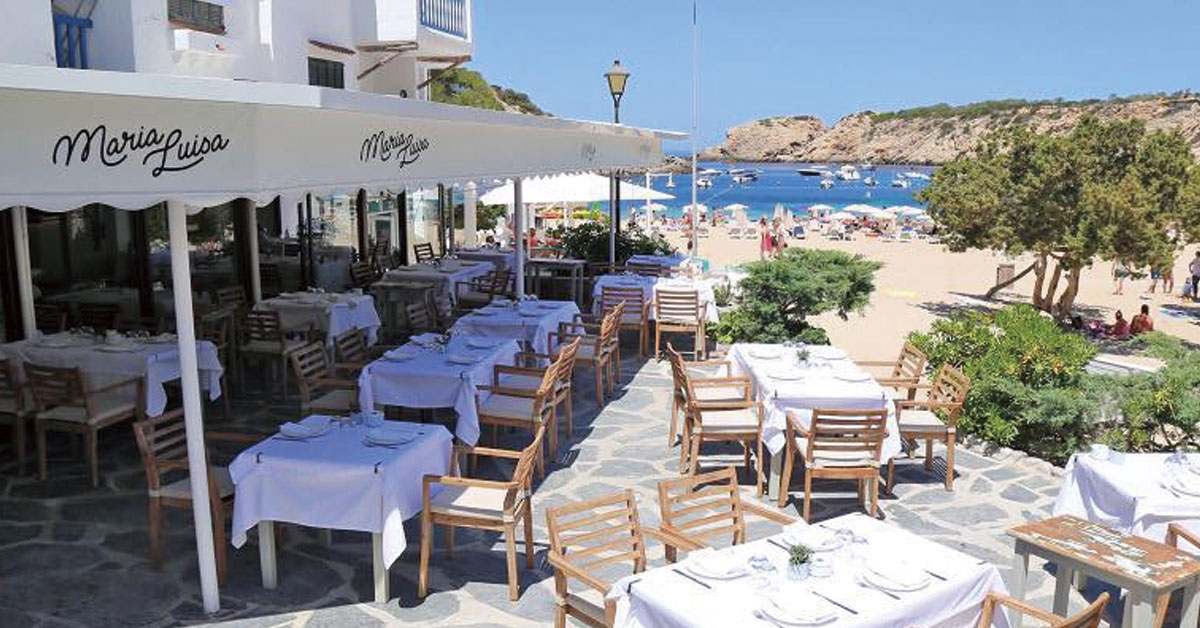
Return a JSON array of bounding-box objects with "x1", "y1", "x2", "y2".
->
[{"x1": 605, "y1": 60, "x2": 630, "y2": 251}]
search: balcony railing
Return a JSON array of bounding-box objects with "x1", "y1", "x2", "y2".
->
[
  {"x1": 53, "y1": 13, "x2": 93, "y2": 69},
  {"x1": 419, "y1": 0, "x2": 468, "y2": 39}
]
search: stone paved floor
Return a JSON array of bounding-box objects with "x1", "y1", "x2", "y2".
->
[{"x1": 0, "y1": 350, "x2": 1126, "y2": 627}]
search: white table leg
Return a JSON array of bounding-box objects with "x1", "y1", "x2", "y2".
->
[
  {"x1": 258, "y1": 521, "x2": 277, "y2": 589},
  {"x1": 1010, "y1": 547, "x2": 1030, "y2": 628},
  {"x1": 1124, "y1": 590, "x2": 1152, "y2": 628},
  {"x1": 1182, "y1": 579, "x2": 1200, "y2": 628},
  {"x1": 372, "y1": 532, "x2": 389, "y2": 603},
  {"x1": 767, "y1": 452, "x2": 783, "y2": 500},
  {"x1": 1052, "y1": 564, "x2": 1073, "y2": 617}
]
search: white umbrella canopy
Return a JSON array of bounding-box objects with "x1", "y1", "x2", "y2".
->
[
  {"x1": 479, "y1": 173, "x2": 674, "y2": 205},
  {"x1": 683, "y1": 203, "x2": 709, "y2": 215},
  {"x1": 827, "y1": 211, "x2": 857, "y2": 221},
  {"x1": 643, "y1": 202, "x2": 669, "y2": 213},
  {"x1": 721, "y1": 203, "x2": 749, "y2": 212},
  {"x1": 895, "y1": 206, "x2": 928, "y2": 217},
  {"x1": 842, "y1": 203, "x2": 880, "y2": 216}
]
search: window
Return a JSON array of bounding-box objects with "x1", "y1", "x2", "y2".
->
[
  {"x1": 168, "y1": 0, "x2": 225, "y2": 34},
  {"x1": 308, "y1": 58, "x2": 345, "y2": 89}
]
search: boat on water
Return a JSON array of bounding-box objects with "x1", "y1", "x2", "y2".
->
[
  {"x1": 665, "y1": 173, "x2": 676, "y2": 188},
  {"x1": 836, "y1": 165, "x2": 861, "y2": 181},
  {"x1": 859, "y1": 162, "x2": 877, "y2": 171},
  {"x1": 732, "y1": 172, "x2": 759, "y2": 184},
  {"x1": 820, "y1": 178, "x2": 834, "y2": 190},
  {"x1": 903, "y1": 171, "x2": 931, "y2": 181},
  {"x1": 796, "y1": 167, "x2": 832, "y2": 177},
  {"x1": 697, "y1": 177, "x2": 713, "y2": 188},
  {"x1": 891, "y1": 178, "x2": 910, "y2": 189},
  {"x1": 728, "y1": 167, "x2": 750, "y2": 175},
  {"x1": 864, "y1": 176, "x2": 878, "y2": 187},
  {"x1": 698, "y1": 168, "x2": 723, "y2": 177}
]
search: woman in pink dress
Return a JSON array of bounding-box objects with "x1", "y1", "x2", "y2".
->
[{"x1": 759, "y1": 217, "x2": 771, "y2": 260}]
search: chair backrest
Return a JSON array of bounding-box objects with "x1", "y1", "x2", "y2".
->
[
  {"x1": 25, "y1": 363, "x2": 84, "y2": 413},
  {"x1": 655, "y1": 289, "x2": 701, "y2": 322},
  {"x1": 405, "y1": 302, "x2": 433, "y2": 333},
  {"x1": 600, "y1": 286, "x2": 646, "y2": 321},
  {"x1": 545, "y1": 490, "x2": 648, "y2": 590},
  {"x1": 511, "y1": 425, "x2": 546, "y2": 497},
  {"x1": 657, "y1": 466, "x2": 748, "y2": 547},
  {"x1": 1054, "y1": 594, "x2": 1108, "y2": 628},
  {"x1": 930, "y1": 364, "x2": 971, "y2": 418},
  {"x1": 214, "y1": 286, "x2": 247, "y2": 309},
  {"x1": 485, "y1": 269, "x2": 514, "y2": 298},
  {"x1": 892, "y1": 342, "x2": 928, "y2": 381},
  {"x1": 413, "y1": 242, "x2": 436, "y2": 263},
  {"x1": 198, "y1": 311, "x2": 230, "y2": 352},
  {"x1": 0, "y1": 359, "x2": 24, "y2": 415},
  {"x1": 78, "y1": 303, "x2": 121, "y2": 331},
  {"x1": 805, "y1": 408, "x2": 888, "y2": 464},
  {"x1": 598, "y1": 302, "x2": 625, "y2": 350},
  {"x1": 289, "y1": 342, "x2": 331, "y2": 385},
  {"x1": 626, "y1": 262, "x2": 662, "y2": 277},
  {"x1": 34, "y1": 303, "x2": 66, "y2": 334},
  {"x1": 554, "y1": 336, "x2": 583, "y2": 384},
  {"x1": 131, "y1": 409, "x2": 221, "y2": 507},
  {"x1": 350, "y1": 261, "x2": 376, "y2": 290},
  {"x1": 333, "y1": 328, "x2": 369, "y2": 366},
  {"x1": 259, "y1": 263, "x2": 282, "y2": 297},
  {"x1": 242, "y1": 310, "x2": 284, "y2": 345}
]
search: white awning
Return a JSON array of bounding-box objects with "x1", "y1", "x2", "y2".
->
[
  {"x1": 0, "y1": 63, "x2": 684, "y2": 212},
  {"x1": 478, "y1": 172, "x2": 674, "y2": 205}
]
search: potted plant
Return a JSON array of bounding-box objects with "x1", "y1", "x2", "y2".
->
[
  {"x1": 787, "y1": 543, "x2": 813, "y2": 580},
  {"x1": 796, "y1": 348, "x2": 811, "y2": 367}
]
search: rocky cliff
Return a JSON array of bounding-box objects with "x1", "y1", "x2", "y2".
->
[{"x1": 701, "y1": 96, "x2": 1200, "y2": 164}]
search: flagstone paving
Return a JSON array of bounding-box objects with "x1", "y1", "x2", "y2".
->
[{"x1": 0, "y1": 354, "x2": 1116, "y2": 627}]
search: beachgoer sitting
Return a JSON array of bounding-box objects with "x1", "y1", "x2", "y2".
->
[
  {"x1": 1130, "y1": 304, "x2": 1154, "y2": 335},
  {"x1": 1107, "y1": 310, "x2": 1130, "y2": 339}
]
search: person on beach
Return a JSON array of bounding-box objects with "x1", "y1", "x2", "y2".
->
[
  {"x1": 1108, "y1": 310, "x2": 1130, "y2": 338},
  {"x1": 1112, "y1": 259, "x2": 1129, "y2": 295},
  {"x1": 1130, "y1": 304, "x2": 1154, "y2": 335},
  {"x1": 758, "y1": 217, "x2": 771, "y2": 260},
  {"x1": 1190, "y1": 251, "x2": 1200, "y2": 300},
  {"x1": 771, "y1": 218, "x2": 786, "y2": 257}
]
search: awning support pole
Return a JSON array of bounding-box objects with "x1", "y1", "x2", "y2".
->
[
  {"x1": 463, "y1": 182, "x2": 478, "y2": 248},
  {"x1": 12, "y1": 207, "x2": 36, "y2": 339},
  {"x1": 167, "y1": 200, "x2": 221, "y2": 614},
  {"x1": 608, "y1": 175, "x2": 617, "y2": 266},
  {"x1": 247, "y1": 202, "x2": 262, "y2": 304},
  {"x1": 513, "y1": 178, "x2": 525, "y2": 299}
]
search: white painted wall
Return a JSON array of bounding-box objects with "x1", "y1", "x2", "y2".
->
[{"x1": 0, "y1": 3, "x2": 56, "y2": 67}]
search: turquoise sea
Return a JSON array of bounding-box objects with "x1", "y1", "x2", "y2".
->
[{"x1": 617, "y1": 160, "x2": 934, "y2": 221}]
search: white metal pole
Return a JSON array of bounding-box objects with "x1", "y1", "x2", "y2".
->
[
  {"x1": 608, "y1": 175, "x2": 617, "y2": 266},
  {"x1": 247, "y1": 202, "x2": 262, "y2": 304},
  {"x1": 513, "y1": 178, "x2": 525, "y2": 298},
  {"x1": 690, "y1": 0, "x2": 700, "y2": 259},
  {"x1": 166, "y1": 200, "x2": 221, "y2": 613},
  {"x1": 463, "y1": 182, "x2": 478, "y2": 248},
  {"x1": 644, "y1": 173, "x2": 652, "y2": 232},
  {"x1": 11, "y1": 207, "x2": 36, "y2": 339}
]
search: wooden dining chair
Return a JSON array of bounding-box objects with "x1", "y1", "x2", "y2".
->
[
  {"x1": 887, "y1": 363, "x2": 971, "y2": 493},
  {"x1": 259, "y1": 263, "x2": 283, "y2": 298},
  {"x1": 455, "y1": 269, "x2": 514, "y2": 309},
  {"x1": 599, "y1": 285, "x2": 651, "y2": 357},
  {"x1": 545, "y1": 490, "x2": 697, "y2": 628},
  {"x1": 332, "y1": 328, "x2": 391, "y2": 369},
  {"x1": 33, "y1": 303, "x2": 67, "y2": 334},
  {"x1": 27, "y1": 363, "x2": 145, "y2": 486},
  {"x1": 780, "y1": 407, "x2": 888, "y2": 521},
  {"x1": 626, "y1": 262, "x2": 663, "y2": 277},
  {"x1": 1155, "y1": 525, "x2": 1200, "y2": 626},
  {"x1": 238, "y1": 310, "x2": 307, "y2": 398},
  {"x1": 0, "y1": 359, "x2": 32, "y2": 475},
  {"x1": 214, "y1": 285, "x2": 248, "y2": 309},
  {"x1": 978, "y1": 591, "x2": 1108, "y2": 628},
  {"x1": 131, "y1": 409, "x2": 258, "y2": 584},
  {"x1": 656, "y1": 466, "x2": 794, "y2": 561},
  {"x1": 668, "y1": 346, "x2": 763, "y2": 494},
  {"x1": 419, "y1": 426, "x2": 544, "y2": 602},
  {"x1": 655, "y1": 288, "x2": 707, "y2": 360},
  {"x1": 859, "y1": 342, "x2": 928, "y2": 402},
  {"x1": 413, "y1": 242, "x2": 436, "y2": 263},
  {"x1": 198, "y1": 311, "x2": 233, "y2": 418},
  {"x1": 77, "y1": 303, "x2": 122, "y2": 332},
  {"x1": 548, "y1": 304, "x2": 623, "y2": 406},
  {"x1": 477, "y1": 344, "x2": 571, "y2": 475},
  {"x1": 665, "y1": 344, "x2": 739, "y2": 448},
  {"x1": 288, "y1": 342, "x2": 359, "y2": 417},
  {"x1": 504, "y1": 338, "x2": 583, "y2": 447},
  {"x1": 404, "y1": 301, "x2": 437, "y2": 335},
  {"x1": 349, "y1": 261, "x2": 377, "y2": 290}
]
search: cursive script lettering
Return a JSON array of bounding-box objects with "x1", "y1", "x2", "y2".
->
[
  {"x1": 360, "y1": 130, "x2": 431, "y2": 169},
  {"x1": 53, "y1": 124, "x2": 230, "y2": 177}
]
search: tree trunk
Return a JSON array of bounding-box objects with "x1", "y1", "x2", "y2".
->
[
  {"x1": 1039, "y1": 259, "x2": 1064, "y2": 314},
  {"x1": 985, "y1": 261, "x2": 1038, "y2": 299},
  {"x1": 1031, "y1": 254, "x2": 1048, "y2": 310},
  {"x1": 1054, "y1": 267, "x2": 1082, "y2": 317}
]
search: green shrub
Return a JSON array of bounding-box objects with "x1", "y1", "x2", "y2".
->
[
  {"x1": 711, "y1": 249, "x2": 880, "y2": 345},
  {"x1": 549, "y1": 221, "x2": 675, "y2": 264}
]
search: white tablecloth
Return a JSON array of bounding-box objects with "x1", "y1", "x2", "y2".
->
[
  {"x1": 627, "y1": 253, "x2": 692, "y2": 269},
  {"x1": 456, "y1": 249, "x2": 516, "y2": 270},
  {"x1": 450, "y1": 300, "x2": 580, "y2": 355},
  {"x1": 0, "y1": 332, "x2": 223, "y2": 416},
  {"x1": 612, "y1": 513, "x2": 1009, "y2": 628},
  {"x1": 356, "y1": 335, "x2": 520, "y2": 445},
  {"x1": 255, "y1": 292, "x2": 382, "y2": 345},
  {"x1": 728, "y1": 343, "x2": 899, "y2": 459},
  {"x1": 1053, "y1": 453, "x2": 1200, "y2": 553},
  {"x1": 381, "y1": 260, "x2": 494, "y2": 305},
  {"x1": 229, "y1": 416, "x2": 452, "y2": 568},
  {"x1": 592, "y1": 275, "x2": 719, "y2": 323}
]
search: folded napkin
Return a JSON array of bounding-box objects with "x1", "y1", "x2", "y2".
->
[
  {"x1": 385, "y1": 348, "x2": 420, "y2": 361},
  {"x1": 868, "y1": 557, "x2": 926, "y2": 588},
  {"x1": 768, "y1": 589, "x2": 836, "y2": 624},
  {"x1": 364, "y1": 426, "x2": 418, "y2": 446},
  {"x1": 279, "y1": 421, "x2": 326, "y2": 439},
  {"x1": 687, "y1": 548, "x2": 743, "y2": 578},
  {"x1": 409, "y1": 333, "x2": 441, "y2": 346},
  {"x1": 783, "y1": 523, "x2": 839, "y2": 551}
]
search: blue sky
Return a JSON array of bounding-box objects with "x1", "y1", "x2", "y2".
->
[{"x1": 471, "y1": 1, "x2": 1200, "y2": 149}]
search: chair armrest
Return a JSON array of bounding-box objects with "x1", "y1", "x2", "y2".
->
[
  {"x1": 546, "y1": 551, "x2": 611, "y2": 595},
  {"x1": 985, "y1": 593, "x2": 1063, "y2": 625},
  {"x1": 689, "y1": 376, "x2": 750, "y2": 387},
  {"x1": 644, "y1": 526, "x2": 707, "y2": 553},
  {"x1": 332, "y1": 363, "x2": 362, "y2": 376},
  {"x1": 784, "y1": 410, "x2": 813, "y2": 439},
  {"x1": 494, "y1": 365, "x2": 547, "y2": 378},
  {"x1": 740, "y1": 501, "x2": 798, "y2": 525},
  {"x1": 475, "y1": 386, "x2": 537, "y2": 399},
  {"x1": 423, "y1": 474, "x2": 517, "y2": 492},
  {"x1": 456, "y1": 445, "x2": 523, "y2": 460},
  {"x1": 896, "y1": 400, "x2": 960, "y2": 411},
  {"x1": 1167, "y1": 523, "x2": 1200, "y2": 552},
  {"x1": 205, "y1": 431, "x2": 264, "y2": 444},
  {"x1": 857, "y1": 360, "x2": 899, "y2": 367},
  {"x1": 875, "y1": 376, "x2": 920, "y2": 387}
]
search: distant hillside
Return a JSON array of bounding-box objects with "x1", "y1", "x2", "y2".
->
[
  {"x1": 428, "y1": 67, "x2": 550, "y2": 116},
  {"x1": 701, "y1": 92, "x2": 1200, "y2": 164}
]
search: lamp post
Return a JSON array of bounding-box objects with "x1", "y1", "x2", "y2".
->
[{"x1": 605, "y1": 60, "x2": 630, "y2": 261}]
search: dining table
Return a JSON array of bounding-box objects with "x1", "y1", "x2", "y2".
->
[
  {"x1": 592, "y1": 274, "x2": 720, "y2": 323},
  {"x1": 1053, "y1": 451, "x2": 1200, "y2": 553},
  {"x1": 610, "y1": 512, "x2": 1008, "y2": 628},
  {"x1": 254, "y1": 291, "x2": 382, "y2": 345},
  {"x1": 626, "y1": 253, "x2": 693, "y2": 271},
  {"x1": 455, "y1": 247, "x2": 516, "y2": 270},
  {"x1": 374, "y1": 259, "x2": 495, "y2": 321},
  {"x1": 727, "y1": 343, "x2": 900, "y2": 499},
  {"x1": 450, "y1": 299, "x2": 580, "y2": 355},
  {"x1": 0, "y1": 331, "x2": 223, "y2": 417},
  {"x1": 229, "y1": 415, "x2": 452, "y2": 603},
  {"x1": 355, "y1": 333, "x2": 521, "y2": 446}
]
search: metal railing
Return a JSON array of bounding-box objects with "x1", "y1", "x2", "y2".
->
[
  {"x1": 53, "y1": 13, "x2": 93, "y2": 69},
  {"x1": 419, "y1": 0, "x2": 468, "y2": 39}
]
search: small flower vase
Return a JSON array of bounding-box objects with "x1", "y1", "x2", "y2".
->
[{"x1": 787, "y1": 562, "x2": 810, "y2": 581}]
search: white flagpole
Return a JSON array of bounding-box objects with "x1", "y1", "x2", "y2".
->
[{"x1": 690, "y1": 0, "x2": 700, "y2": 261}]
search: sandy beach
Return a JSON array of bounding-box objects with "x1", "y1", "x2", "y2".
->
[{"x1": 662, "y1": 228, "x2": 1200, "y2": 360}]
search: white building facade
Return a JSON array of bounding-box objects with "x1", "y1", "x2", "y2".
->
[{"x1": 4, "y1": 0, "x2": 472, "y2": 99}]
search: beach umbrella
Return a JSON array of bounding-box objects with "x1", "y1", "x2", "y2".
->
[
  {"x1": 808, "y1": 204, "x2": 834, "y2": 216},
  {"x1": 480, "y1": 172, "x2": 674, "y2": 204},
  {"x1": 722, "y1": 203, "x2": 749, "y2": 212},
  {"x1": 683, "y1": 203, "x2": 709, "y2": 216},
  {"x1": 842, "y1": 203, "x2": 879, "y2": 216},
  {"x1": 772, "y1": 203, "x2": 786, "y2": 220},
  {"x1": 828, "y1": 211, "x2": 856, "y2": 221},
  {"x1": 898, "y1": 206, "x2": 927, "y2": 218}
]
